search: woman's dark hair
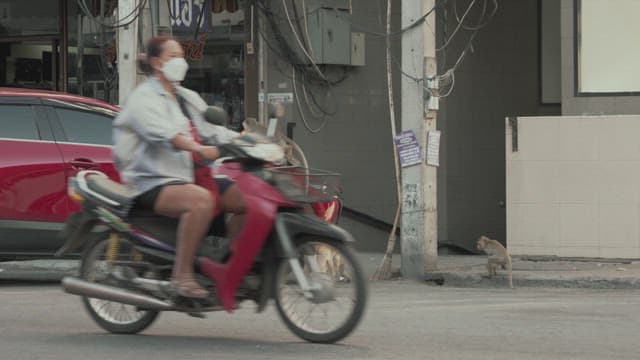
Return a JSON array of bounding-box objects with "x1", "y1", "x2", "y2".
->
[{"x1": 137, "y1": 35, "x2": 174, "y2": 75}]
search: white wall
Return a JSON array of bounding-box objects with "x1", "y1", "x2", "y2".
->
[
  {"x1": 506, "y1": 115, "x2": 640, "y2": 259},
  {"x1": 561, "y1": 0, "x2": 640, "y2": 115},
  {"x1": 578, "y1": 0, "x2": 640, "y2": 93}
]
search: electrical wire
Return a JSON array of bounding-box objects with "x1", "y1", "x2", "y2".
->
[
  {"x1": 435, "y1": 0, "x2": 495, "y2": 96},
  {"x1": 300, "y1": 79, "x2": 326, "y2": 118},
  {"x1": 256, "y1": 2, "x2": 347, "y2": 86},
  {"x1": 301, "y1": 0, "x2": 316, "y2": 59},
  {"x1": 292, "y1": 66, "x2": 327, "y2": 133},
  {"x1": 436, "y1": 0, "x2": 476, "y2": 51},
  {"x1": 387, "y1": 0, "x2": 497, "y2": 98},
  {"x1": 75, "y1": 1, "x2": 123, "y2": 94},
  {"x1": 436, "y1": 71, "x2": 455, "y2": 97},
  {"x1": 281, "y1": 0, "x2": 329, "y2": 82},
  {"x1": 302, "y1": 72, "x2": 339, "y2": 116},
  {"x1": 454, "y1": 0, "x2": 497, "y2": 30},
  {"x1": 291, "y1": 0, "x2": 310, "y2": 51},
  {"x1": 77, "y1": 0, "x2": 146, "y2": 29},
  {"x1": 330, "y1": 0, "x2": 447, "y2": 38},
  {"x1": 438, "y1": 17, "x2": 481, "y2": 81}
]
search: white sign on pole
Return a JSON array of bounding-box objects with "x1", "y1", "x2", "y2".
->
[
  {"x1": 426, "y1": 130, "x2": 441, "y2": 167},
  {"x1": 267, "y1": 93, "x2": 294, "y2": 104}
]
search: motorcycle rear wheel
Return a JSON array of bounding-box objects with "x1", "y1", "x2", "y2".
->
[
  {"x1": 80, "y1": 235, "x2": 160, "y2": 334},
  {"x1": 273, "y1": 236, "x2": 367, "y2": 343}
]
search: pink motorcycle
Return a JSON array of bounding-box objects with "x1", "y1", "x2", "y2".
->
[{"x1": 57, "y1": 133, "x2": 367, "y2": 344}]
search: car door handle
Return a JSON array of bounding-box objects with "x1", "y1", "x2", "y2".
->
[{"x1": 70, "y1": 158, "x2": 98, "y2": 169}]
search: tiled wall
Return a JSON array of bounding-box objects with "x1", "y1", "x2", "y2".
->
[{"x1": 506, "y1": 115, "x2": 640, "y2": 259}]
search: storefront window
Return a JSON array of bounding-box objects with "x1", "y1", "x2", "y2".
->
[
  {"x1": 0, "y1": 1, "x2": 61, "y2": 90},
  {"x1": 171, "y1": 0, "x2": 246, "y2": 131},
  {"x1": 0, "y1": 0, "x2": 116, "y2": 100},
  {"x1": 66, "y1": 0, "x2": 118, "y2": 103},
  {"x1": 0, "y1": 39, "x2": 59, "y2": 90}
]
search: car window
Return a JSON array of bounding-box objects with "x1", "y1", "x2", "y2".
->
[
  {"x1": 54, "y1": 107, "x2": 114, "y2": 145},
  {"x1": 0, "y1": 105, "x2": 40, "y2": 140}
]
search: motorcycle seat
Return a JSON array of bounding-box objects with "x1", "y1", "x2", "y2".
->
[{"x1": 86, "y1": 176, "x2": 134, "y2": 213}]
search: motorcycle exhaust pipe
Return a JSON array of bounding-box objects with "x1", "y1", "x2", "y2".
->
[{"x1": 62, "y1": 277, "x2": 174, "y2": 310}]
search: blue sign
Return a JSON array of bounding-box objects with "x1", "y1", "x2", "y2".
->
[
  {"x1": 395, "y1": 130, "x2": 422, "y2": 168},
  {"x1": 171, "y1": 0, "x2": 210, "y2": 32}
]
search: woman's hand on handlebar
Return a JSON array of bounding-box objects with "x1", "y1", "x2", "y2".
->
[
  {"x1": 196, "y1": 145, "x2": 220, "y2": 161},
  {"x1": 170, "y1": 134, "x2": 219, "y2": 160}
]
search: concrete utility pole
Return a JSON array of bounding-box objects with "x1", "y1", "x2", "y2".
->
[
  {"x1": 118, "y1": 0, "x2": 139, "y2": 104},
  {"x1": 401, "y1": 0, "x2": 438, "y2": 278}
]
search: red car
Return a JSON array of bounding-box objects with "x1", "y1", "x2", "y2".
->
[
  {"x1": 0, "y1": 88, "x2": 119, "y2": 259},
  {"x1": 0, "y1": 88, "x2": 340, "y2": 260}
]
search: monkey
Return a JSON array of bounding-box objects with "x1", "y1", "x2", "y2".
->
[
  {"x1": 476, "y1": 236, "x2": 513, "y2": 289},
  {"x1": 310, "y1": 243, "x2": 350, "y2": 283}
]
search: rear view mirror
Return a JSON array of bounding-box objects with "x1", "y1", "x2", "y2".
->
[{"x1": 203, "y1": 106, "x2": 227, "y2": 126}]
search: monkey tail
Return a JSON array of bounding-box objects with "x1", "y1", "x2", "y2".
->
[{"x1": 506, "y1": 255, "x2": 514, "y2": 289}]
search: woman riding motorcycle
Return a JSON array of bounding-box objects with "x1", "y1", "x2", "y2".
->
[{"x1": 113, "y1": 36, "x2": 243, "y2": 299}]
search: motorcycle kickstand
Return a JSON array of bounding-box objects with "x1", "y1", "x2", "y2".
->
[{"x1": 186, "y1": 301, "x2": 206, "y2": 318}]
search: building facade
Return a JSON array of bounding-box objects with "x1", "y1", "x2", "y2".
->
[{"x1": 4, "y1": 0, "x2": 633, "y2": 257}]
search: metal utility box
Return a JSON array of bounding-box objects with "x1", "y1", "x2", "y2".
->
[
  {"x1": 306, "y1": 7, "x2": 352, "y2": 65},
  {"x1": 351, "y1": 32, "x2": 365, "y2": 66},
  {"x1": 285, "y1": 0, "x2": 364, "y2": 66},
  {"x1": 302, "y1": 0, "x2": 350, "y2": 13}
]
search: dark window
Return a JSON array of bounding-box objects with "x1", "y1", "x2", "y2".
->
[
  {"x1": 54, "y1": 107, "x2": 113, "y2": 145},
  {"x1": 0, "y1": 105, "x2": 40, "y2": 140}
]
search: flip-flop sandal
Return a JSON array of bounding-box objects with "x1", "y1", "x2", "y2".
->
[{"x1": 171, "y1": 278, "x2": 209, "y2": 299}]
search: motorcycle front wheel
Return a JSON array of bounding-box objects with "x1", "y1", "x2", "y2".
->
[
  {"x1": 273, "y1": 236, "x2": 367, "y2": 343},
  {"x1": 80, "y1": 234, "x2": 160, "y2": 334}
]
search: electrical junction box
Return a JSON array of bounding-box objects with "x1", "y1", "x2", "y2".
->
[
  {"x1": 351, "y1": 32, "x2": 365, "y2": 66},
  {"x1": 306, "y1": 7, "x2": 351, "y2": 65},
  {"x1": 287, "y1": 0, "x2": 364, "y2": 66}
]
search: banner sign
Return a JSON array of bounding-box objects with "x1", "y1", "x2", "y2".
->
[{"x1": 171, "y1": 0, "x2": 210, "y2": 31}]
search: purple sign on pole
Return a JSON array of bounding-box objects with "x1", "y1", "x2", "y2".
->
[{"x1": 394, "y1": 130, "x2": 422, "y2": 168}]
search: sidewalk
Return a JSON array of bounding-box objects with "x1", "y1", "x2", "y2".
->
[
  {"x1": 421, "y1": 255, "x2": 640, "y2": 289},
  {"x1": 3, "y1": 254, "x2": 640, "y2": 289},
  {"x1": 0, "y1": 259, "x2": 78, "y2": 281}
]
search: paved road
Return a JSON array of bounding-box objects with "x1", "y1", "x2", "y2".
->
[{"x1": 1, "y1": 281, "x2": 639, "y2": 360}]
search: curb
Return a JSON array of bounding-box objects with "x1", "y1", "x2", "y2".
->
[
  {"x1": 0, "y1": 261, "x2": 78, "y2": 282},
  {"x1": 0, "y1": 271, "x2": 73, "y2": 282},
  {"x1": 425, "y1": 271, "x2": 640, "y2": 290}
]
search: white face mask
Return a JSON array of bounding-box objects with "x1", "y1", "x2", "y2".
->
[{"x1": 161, "y1": 57, "x2": 189, "y2": 82}]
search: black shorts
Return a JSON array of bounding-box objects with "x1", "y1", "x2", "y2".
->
[
  {"x1": 214, "y1": 176, "x2": 234, "y2": 195},
  {"x1": 134, "y1": 177, "x2": 235, "y2": 211}
]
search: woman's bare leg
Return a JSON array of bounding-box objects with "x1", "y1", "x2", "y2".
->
[
  {"x1": 220, "y1": 184, "x2": 245, "y2": 239},
  {"x1": 154, "y1": 184, "x2": 214, "y2": 297}
]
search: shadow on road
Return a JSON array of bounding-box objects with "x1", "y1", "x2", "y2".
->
[
  {"x1": 44, "y1": 332, "x2": 371, "y2": 357},
  {"x1": 0, "y1": 280, "x2": 60, "y2": 287}
]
